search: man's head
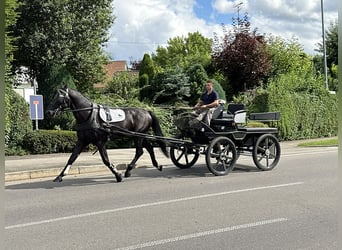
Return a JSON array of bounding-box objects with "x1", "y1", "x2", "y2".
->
[{"x1": 205, "y1": 80, "x2": 214, "y2": 93}]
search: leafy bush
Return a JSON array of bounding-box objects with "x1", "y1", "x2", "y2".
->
[
  {"x1": 22, "y1": 130, "x2": 77, "y2": 154},
  {"x1": 267, "y1": 74, "x2": 337, "y2": 140},
  {"x1": 5, "y1": 86, "x2": 33, "y2": 149},
  {"x1": 236, "y1": 73, "x2": 338, "y2": 140}
]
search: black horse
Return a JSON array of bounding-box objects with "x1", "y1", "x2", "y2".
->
[{"x1": 46, "y1": 85, "x2": 169, "y2": 182}]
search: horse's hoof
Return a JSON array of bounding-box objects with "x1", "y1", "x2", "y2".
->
[
  {"x1": 53, "y1": 176, "x2": 63, "y2": 182},
  {"x1": 158, "y1": 165, "x2": 163, "y2": 171},
  {"x1": 116, "y1": 173, "x2": 123, "y2": 183},
  {"x1": 124, "y1": 171, "x2": 131, "y2": 178}
]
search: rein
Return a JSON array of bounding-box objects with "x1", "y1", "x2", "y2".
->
[{"x1": 63, "y1": 106, "x2": 97, "y2": 112}]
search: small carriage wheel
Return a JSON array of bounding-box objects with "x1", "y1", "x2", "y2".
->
[
  {"x1": 206, "y1": 136, "x2": 237, "y2": 176},
  {"x1": 252, "y1": 134, "x2": 281, "y2": 171},
  {"x1": 170, "y1": 144, "x2": 200, "y2": 169}
]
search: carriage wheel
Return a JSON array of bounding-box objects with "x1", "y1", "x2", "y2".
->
[
  {"x1": 206, "y1": 136, "x2": 237, "y2": 176},
  {"x1": 170, "y1": 144, "x2": 200, "y2": 169},
  {"x1": 252, "y1": 134, "x2": 281, "y2": 171}
]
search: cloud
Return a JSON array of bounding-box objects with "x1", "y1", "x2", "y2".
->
[
  {"x1": 247, "y1": 0, "x2": 337, "y2": 53},
  {"x1": 106, "y1": 0, "x2": 215, "y2": 62},
  {"x1": 104, "y1": 0, "x2": 338, "y2": 63}
]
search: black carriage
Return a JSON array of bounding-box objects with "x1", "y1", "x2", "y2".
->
[{"x1": 170, "y1": 103, "x2": 281, "y2": 176}]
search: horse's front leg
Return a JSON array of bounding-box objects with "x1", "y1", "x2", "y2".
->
[
  {"x1": 125, "y1": 138, "x2": 144, "y2": 178},
  {"x1": 53, "y1": 141, "x2": 85, "y2": 182},
  {"x1": 97, "y1": 141, "x2": 122, "y2": 182}
]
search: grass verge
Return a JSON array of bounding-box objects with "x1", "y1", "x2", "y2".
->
[{"x1": 298, "y1": 138, "x2": 338, "y2": 147}]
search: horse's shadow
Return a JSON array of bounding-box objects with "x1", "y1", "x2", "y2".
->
[
  {"x1": 5, "y1": 163, "x2": 260, "y2": 190},
  {"x1": 5, "y1": 175, "x2": 118, "y2": 190}
]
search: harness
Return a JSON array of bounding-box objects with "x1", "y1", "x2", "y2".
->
[
  {"x1": 54, "y1": 88, "x2": 125, "y2": 132},
  {"x1": 75, "y1": 104, "x2": 102, "y2": 131}
]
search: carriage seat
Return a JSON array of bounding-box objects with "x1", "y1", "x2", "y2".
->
[{"x1": 211, "y1": 103, "x2": 246, "y2": 126}]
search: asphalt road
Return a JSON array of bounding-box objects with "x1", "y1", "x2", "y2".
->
[{"x1": 5, "y1": 146, "x2": 338, "y2": 250}]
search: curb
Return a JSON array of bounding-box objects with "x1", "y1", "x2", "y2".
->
[{"x1": 5, "y1": 163, "x2": 128, "y2": 182}]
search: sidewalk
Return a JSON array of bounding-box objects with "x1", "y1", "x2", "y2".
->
[{"x1": 5, "y1": 138, "x2": 337, "y2": 182}]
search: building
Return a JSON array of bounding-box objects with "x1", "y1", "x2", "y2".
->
[{"x1": 93, "y1": 60, "x2": 129, "y2": 89}]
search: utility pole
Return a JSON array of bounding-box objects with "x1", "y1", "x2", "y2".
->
[{"x1": 320, "y1": 0, "x2": 329, "y2": 90}]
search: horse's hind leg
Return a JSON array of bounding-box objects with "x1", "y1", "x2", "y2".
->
[
  {"x1": 97, "y1": 142, "x2": 122, "y2": 182},
  {"x1": 143, "y1": 140, "x2": 163, "y2": 171},
  {"x1": 125, "y1": 138, "x2": 144, "y2": 178},
  {"x1": 54, "y1": 141, "x2": 84, "y2": 182}
]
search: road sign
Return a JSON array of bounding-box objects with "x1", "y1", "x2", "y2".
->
[{"x1": 29, "y1": 95, "x2": 44, "y2": 120}]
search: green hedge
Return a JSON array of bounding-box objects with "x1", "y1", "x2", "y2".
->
[
  {"x1": 239, "y1": 74, "x2": 338, "y2": 140},
  {"x1": 22, "y1": 130, "x2": 77, "y2": 154}
]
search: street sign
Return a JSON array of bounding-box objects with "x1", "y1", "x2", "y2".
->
[{"x1": 29, "y1": 95, "x2": 44, "y2": 120}]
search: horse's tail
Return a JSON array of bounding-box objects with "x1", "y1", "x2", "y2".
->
[{"x1": 149, "y1": 111, "x2": 169, "y2": 158}]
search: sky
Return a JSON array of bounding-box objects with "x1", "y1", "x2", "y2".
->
[{"x1": 104, "y1": 0, "x2": 338, "y2": 64}]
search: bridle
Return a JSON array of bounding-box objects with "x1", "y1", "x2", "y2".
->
[
  {"x1": 53, "y1": 88, "x2": 96, "y2": 114},
  {"x1": 56, "y1": 88, "x2": 71, "y2": 111}
]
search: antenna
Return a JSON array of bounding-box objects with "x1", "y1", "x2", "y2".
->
[{"x1": 234, "y1": 2, "x2": 243, "y2": 32}]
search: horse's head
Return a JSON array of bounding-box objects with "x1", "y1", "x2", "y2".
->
[{"x1": 46, "y1": 86, "x2": 71, "y2": 118}]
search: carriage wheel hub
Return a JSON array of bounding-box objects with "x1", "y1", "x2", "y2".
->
[
  {"x1": 220, "y1": 154, "x2": 227, "y2": 161},
  {"x1": 265, "y1": 149, "x2": 270, "y2": 156}
]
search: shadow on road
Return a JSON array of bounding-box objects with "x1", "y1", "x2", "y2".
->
[{"x1": 5, "y1": 163, "x2": 262, "y2": 190}]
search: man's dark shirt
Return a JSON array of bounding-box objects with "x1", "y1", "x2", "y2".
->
[{"x1": 201, "y1": 91, "x2": 219, "y2": 105}]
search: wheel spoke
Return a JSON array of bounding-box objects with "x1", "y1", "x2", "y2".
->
[
  {"x1": 257, "y1": 145, "x2": 265, "y2": 153},
  {"x1": 269, "y1": 144, "x2": 276, "y2": 158},
  {"x1": 185, "y1": 154, "x2": 189, "y2": 165},
  {"x1": 265, "y1": 155, "x2": 269, "y2": 166},
  {"x1": 265, "y1": 138, "x2": 269, "y2": 148},
  {"x1": 176, "y1": 150, "x2": 185, "y2": 162}
]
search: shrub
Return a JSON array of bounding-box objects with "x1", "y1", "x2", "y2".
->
[
  {"x1": 22, "y1": 130, "x2": 77, "y2": 154},
  {"x1": 5, "y1": 86, "x2": 33, "y2": 149},
  {"x1": 233, "y1": 73, "x2": 337, "y2": 140},
  {"x1": 267, "y1": 74, "x2": 337, "y2": 140}
]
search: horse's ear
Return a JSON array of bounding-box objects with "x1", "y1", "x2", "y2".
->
[{"x1": 62, "y1": 84, "x2": 68, "y2": 89}]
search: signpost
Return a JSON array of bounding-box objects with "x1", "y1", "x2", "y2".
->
[{"x1": 29, "y1": 95, "x2": 44, "y2": 130}]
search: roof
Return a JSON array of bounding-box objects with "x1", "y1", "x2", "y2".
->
[{"x1": 94, "y1": 60, "x2": 128, "y2": 89}]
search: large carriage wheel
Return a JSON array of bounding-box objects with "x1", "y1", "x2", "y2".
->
[
  {"x1": 170, "y1": 144, "x2": 200, "y2": 169},
  {"x1": 252, "y1": 134, "x2": 281, "y2": 171},
  {"x1": 206, "y1": 136, "x2": 237, "y2": 176}
]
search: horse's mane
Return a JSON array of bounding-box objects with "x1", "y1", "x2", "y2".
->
[{"x1": 67, "y1": 87, "x2": 93, "y2": 106}]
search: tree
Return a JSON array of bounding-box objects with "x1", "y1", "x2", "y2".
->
[
  {"x1": 138, "y1": 53, "x2": 156, "y2": 101},
  {"x1": 185, "y1": 64, "x2": 209, "y2": 105},
  {"x1": 316, "y1": 21, "x2": 338, "y2": 69},
  {"x1": 5, "y1": 0, "x2": 20, "y2": 84},
  {"x1": 314, "y1": 21, "x2": 338, "y2": 90},
  {"x1": 39, "y1": 64, "x2": 77, "y2": 130},
  {"x1": 212, "y1": 12, "x2": 272, "y2": 95},
  {"x1": 106, "y1": 71, "x2": 139, "y2": 100},
  {"x1": 266, "y1": 35, "x2": 312, "y2": 79},
  {"x1": 152, "y1": 70, "x2": 190, "y2": 105},
  {"x1": 139, "y1": 53, "x2": 155, "y2": 87},
  {"x1": 152, "y1": 31, "x2": 212, "y2": 70},
  {"x1": 12, "y1": 0, "x2": 113, "y2": 92}
]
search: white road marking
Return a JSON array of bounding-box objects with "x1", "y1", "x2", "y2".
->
[
  {"x1": 114, "y1": 218, "x2": 288, "y2": 250},
  {"x1": 5, "y1": 182, "x2": 302, "y2": 230}
]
